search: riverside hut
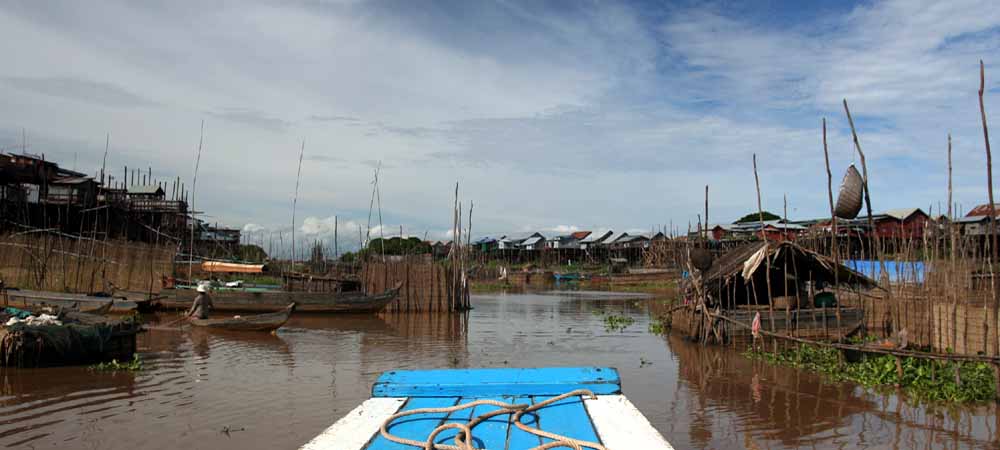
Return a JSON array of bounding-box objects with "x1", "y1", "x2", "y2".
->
[{"x1": 674, "y1": 241, "x2": 877, "y2": 344}]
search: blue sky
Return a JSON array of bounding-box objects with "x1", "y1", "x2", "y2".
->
[{"x1": 2, "y1": 0, "x2": 1000, "y2": 252}]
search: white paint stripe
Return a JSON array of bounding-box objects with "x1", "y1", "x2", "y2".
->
[
  {"x1": 299, "y1": 397, "x2": 406, "y2": 450},
  {"x1": 584, "y1": 395, "x2": 674, "y2": 450}
]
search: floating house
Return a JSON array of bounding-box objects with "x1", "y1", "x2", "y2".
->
[
  {"x1": 546, "y1": 230, "x2": 592, "y2": 249},
  {"x1": 579, "y1": 230, "x2": 613, "y2": 249},
  {"x1": 869, "y1": 208, "x2": 930, "y2": 239},
  {"x1": 498, "y1": 232, "x2": 546, "y2": 250}
]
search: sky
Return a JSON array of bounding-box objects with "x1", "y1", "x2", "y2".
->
[{"x1": 3, "y1": 0, "x2": 1000, "y2": 253}]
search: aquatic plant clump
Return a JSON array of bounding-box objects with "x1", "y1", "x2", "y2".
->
[
  {"x1": 744, "y1": 345, "x2": 996, "y2": 403},
  {"x1": 91, "y1": 354, "x2": 143, "y2": 372},
  {"x1": 647, "y1": 319, "x2": 666, "y2": 335},
  {"x1": 602, "y1": 314, "x2": 635, "y2": 332}
]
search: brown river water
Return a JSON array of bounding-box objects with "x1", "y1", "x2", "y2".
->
[{"x1": 1, "y1": 291, "x2": 999, "y2": 449}]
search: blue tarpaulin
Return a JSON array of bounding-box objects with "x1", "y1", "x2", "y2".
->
[
  {"x1": 846, "y1": 260, "x2": 925, "y2": 283},
  {"x1": 3, "y1": 307, "x2": 33, "y2": 319}
]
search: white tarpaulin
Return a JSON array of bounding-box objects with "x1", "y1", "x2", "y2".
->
[
  {"x1": 741, "y1": 243, "x2": 769, "y2": 279},
  {"x1": 5, "y1": 313, "x2": 62, "y2": 327}
]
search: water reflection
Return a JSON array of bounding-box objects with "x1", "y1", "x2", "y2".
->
[
  {"x1": 0, "y1": 292, "x2": 996, "y2": 449},
  {"x1": 662, "y1": 332, "x2": 1000, "y2": 449}
]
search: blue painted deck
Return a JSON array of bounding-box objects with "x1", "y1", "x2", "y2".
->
[
  {"x1": 365, "y1": 367, "x2": 617, "y2": 450},
  {"x1": 372, "y1": 367, "x2": 621, "y2": 398}
]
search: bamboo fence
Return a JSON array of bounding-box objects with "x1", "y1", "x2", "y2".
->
[
  {"x1": 361, "y1": 258, "x2": 470, "y2": 313},
  {"x1": 0, "y1": 231, "x2": 175, "y2": 294}
]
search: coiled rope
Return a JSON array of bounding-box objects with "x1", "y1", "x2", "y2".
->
[{"x1": 379, "y1": 389, "x2": 608, "y2": 450}]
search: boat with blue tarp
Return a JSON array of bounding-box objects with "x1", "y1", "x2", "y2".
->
[{"x1": 300, "y1": 366, "x2": 673, "y2": 450}]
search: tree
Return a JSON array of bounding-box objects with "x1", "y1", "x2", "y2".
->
[
  {"x1": 360, "y1": 237, "x2": 431, "y2": 259},
  {"x1": 238, "y1": 244, "x2": 268, "y2": 263},
  {"x1": 735, "y1": 211, "x2": 781, "y2": 223}
]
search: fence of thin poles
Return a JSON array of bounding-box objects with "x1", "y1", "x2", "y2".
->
[{"x1": 682, "y1": 61, "x2": 1000, "y2": 397}]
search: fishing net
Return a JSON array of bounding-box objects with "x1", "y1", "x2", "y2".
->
[{"x1": 0, "y1": 322, "x2": 116, "y2": 368}]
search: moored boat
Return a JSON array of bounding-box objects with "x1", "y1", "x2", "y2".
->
[
  {"x1": 158, "y1": 285, "x2": 401, "y2": 313},
  {"x1": 2, "y1": 289, "x2": 155, "y2": 314},
  {"x1": 188, "y1": 303, "x2": 295, "y2": 332},
  {"x1": 553, "y1": 272, "x2": 582, "y2": 281},
  {"x1": 299, "y1": 366, "x2": 673, "y2": 450}
]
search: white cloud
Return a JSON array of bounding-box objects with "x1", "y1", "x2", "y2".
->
[{"x1": 3, "y1": 0, "x2": 1000, "y2": 236}]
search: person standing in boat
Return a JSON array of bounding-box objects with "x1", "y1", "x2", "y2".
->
[{"x1": 186, "y1": 284, "x2": 214, "y2": 320}]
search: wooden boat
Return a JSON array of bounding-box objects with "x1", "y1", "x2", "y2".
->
[
  {"x1": 300, "y1": 366, "x2": 673, "y2": 450},
  {"x1": 158, "y1": 285, "x2": 400, "y2": 313},
  {"x1": 1, "y1": 289, "x2": 149, "y2": 314},
  {"x1": 188, "y1": 303, "x2": 295, "y2": 332},
  {"x1": 553, "y1": 272, "x2": 582, "y2": 281},
  {"x1": 79, "y1": 299, "x2": 114, "y2": 315}
]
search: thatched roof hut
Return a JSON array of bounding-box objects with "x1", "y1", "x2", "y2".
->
[{"x1": 699, "y1": 241, "x2": 876, "y2": 308}]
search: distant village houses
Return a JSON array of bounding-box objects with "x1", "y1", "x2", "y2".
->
[{"x1": 0, "y1": 152, "x2": 241, "y2": 258}]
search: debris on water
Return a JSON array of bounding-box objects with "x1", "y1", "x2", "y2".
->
[{"x1": 220, "y1": 426, "x2": 245, "y2": 437}]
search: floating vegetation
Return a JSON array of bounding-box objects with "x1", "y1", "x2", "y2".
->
[
  {"x1": 603, "y1": 280, "x2": 677, "y2": 293},
  {"x1": 647, "y1": 319, "x2": 667, "y2": 335},
  {"x1": 470, "y1": 281, "x2": 512, "y2": 293},
  {"x1": 91, "y1": 354, "x2": 143, "y2": 372},
  {"x1": 602, "y1": 314, "x2": 635, "y2": 332},
  {"x1": 745, "y1": 345, "x2": 996, "y2": 403}
]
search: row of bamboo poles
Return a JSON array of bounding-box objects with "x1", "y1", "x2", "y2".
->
[
  {"x1": 682, "y1": 62, "x2": 1000, "y2": 396},
  {"x1": 358, "y1": 182, "x2": 471, "y2": 313},
  {"x1": 361, "y1": 259, "x2": 469, "y2": 313},
  {"x1": 0, "y1": 231, "x2": 175, "y2": 294}
]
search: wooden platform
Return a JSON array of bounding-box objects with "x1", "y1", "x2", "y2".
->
[{"x1": 300, "y1": 367, "x2": 673, "y2": 450}]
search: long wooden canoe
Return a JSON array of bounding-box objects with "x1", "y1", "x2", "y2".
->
[
  {"x1": 157, "y1": 285, "x2": 400, "y2": 313},
  {"x1": 189, "y1": 303, "x2": 295, "y2": 332},
  {"x1": 2, "y1": 289, "x2": 149, "y2": 314}
]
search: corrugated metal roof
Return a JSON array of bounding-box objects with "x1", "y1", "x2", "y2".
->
[
  {"x1": 968, "y1": 204, "x2": 999, "y2": 217},
  {"x1": 570, "y1": 231, "x2": 591, "y2": 240},
  {"x1": 606, "y1": 232, "x2": 629, "y2": 243},
  {"x1": 581, "y1": 230, "x2": 612, "y2": 243},
  {"x1": 954, "y1": 215, "x2": 995, "y2": 223},
  {"x1": 502, "y1": 232, "x2": 541, "y2": 241},
  {"x1": 51, "y1": 176, "x2": 94, "y2": 185},
  {"x1": 883, "y1": 208, "x2": 925, "y2": 221},
  {"x1": 520, "y1": 236, "x2": 543, "y2": 246}
]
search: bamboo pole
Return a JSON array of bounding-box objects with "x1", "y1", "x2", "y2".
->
[
  {"x1": 978, "y1": 62, "x2": 1000, "y2": 391},
  {"x1": 823, "y1": 118, "x2": 844, "y2": 338},
  {"x1": 704, "y1": 185, "x2": 709, "y2": 241},
  {"x1": 784, "y1": 194, "x2": 791, "y2": 336},
  {"x1": 752, "y1": 154, "x2": 776, "y2": 338},
  {"x1": 949, "y1": 133, "x2": 959, "y2": 351},
  {"x1": 291, "y1": 140, "x2": 305, "y2": 264},
  {"x1": 844, "y1": 99, "x2": 893, "y2": 329},
  {"x1": 979, "y1": 61, "x2": 999, "y2": 359},
  {"x1": 188, "y1": 120, "x2": 204, "y2": 281}
]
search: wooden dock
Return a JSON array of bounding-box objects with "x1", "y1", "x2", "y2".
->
[{"x1": 300, "y1": 367, "x2": 673, "y2": 450}]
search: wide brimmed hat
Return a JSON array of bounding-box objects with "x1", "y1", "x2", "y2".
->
[{"x1": 196, "y1": 284, "x2": 207, "y2": 293}]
